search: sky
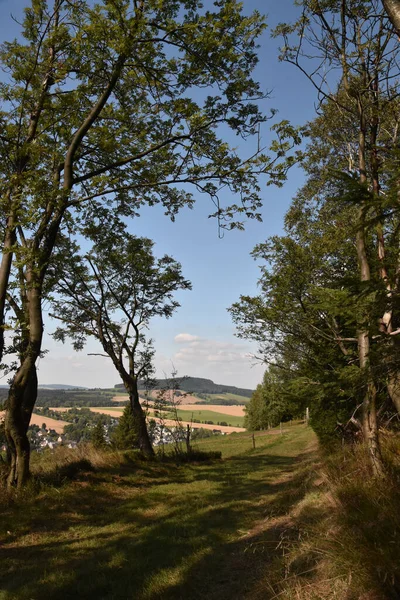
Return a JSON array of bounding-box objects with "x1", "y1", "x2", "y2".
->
[{"x1": 0, "y1": 0, "x2": 317, "y2": 390}]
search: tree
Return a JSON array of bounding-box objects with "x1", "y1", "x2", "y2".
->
[
  {"x1": 244, "y1": 368, "x2": 295, "y2": 431},
  {"x1": 267, "y1": 0, "x2": 400, "y2": 474},
  {"x1": 0, "y1": 0, "x2": 291, "y2": 487},
  {"x1": 91, "y1": 418, "x2": 107, "y2": 449},
  {"x1": 51, "y1": 229, "x2": 191, "y2": 457},
  {"x1": 231, "y1": 90, "x2": 400, "y2": 454},
  {"x1": 112, "y1": 405, "x2": 139, "y2": 451}
]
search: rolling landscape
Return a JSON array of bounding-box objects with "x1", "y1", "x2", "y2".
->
[{"x1": 1, "y1": 0, "x2": 400, "y2": 599}]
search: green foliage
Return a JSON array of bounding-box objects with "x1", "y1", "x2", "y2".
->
[
  {"x1": 91, "y1": 419, "x2": 107, "y2": 449},
  {"x1": 244, "y1": 368, "x2": 296, "y2": 431},
  {"x1": 112, "y1": 405, "x2": 139, "y2": 450}
]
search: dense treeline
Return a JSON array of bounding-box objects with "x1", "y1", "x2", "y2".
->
[
  {"x1": 0, "y1": 389, "x2": 119, "y2": 408},
  {"x1": 231, "y1": 0, "x2": 400, "y2": 468},
  {"x1": 244, "y1": 369, "x2": 298, "y2": 431}
]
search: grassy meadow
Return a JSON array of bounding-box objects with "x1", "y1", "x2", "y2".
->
[{"x1": 1, "y1": 425, "x2": 399, "y2": 599}]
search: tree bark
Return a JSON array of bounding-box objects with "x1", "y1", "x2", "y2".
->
[
  {"x1": 387, "y1": 371, "x2": 400, "y2": 414},
  {"x1": 5, "y1": 272, "x2": 43, "y2": 488},
  {"x1": 355, "y1": 111, "x2": 385, "y2": 475},
  {"x1": 382, "y1": 0, "x2": 400, "y2": 36},
  {"x1": 0, "y1": 209, "x2": 16, "y2": 364},
  {"x1": 129, "y1": 382, "x2": 154, "y2": 457}
]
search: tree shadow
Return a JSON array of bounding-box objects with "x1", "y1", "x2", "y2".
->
[{"x1": 0, "y1": 442, "x2": 319, "y2": 599}]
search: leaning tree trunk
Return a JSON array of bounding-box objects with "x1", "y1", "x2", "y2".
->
[
  {"x1": 129, "y1": 383, "x2": 154, "y2": 457},
  {"x1": 0, "y1": 209, "x2": 16, "y2": 365},
  {"x1": 5, "y1": 276, "x2": 43, "y2": 489}
]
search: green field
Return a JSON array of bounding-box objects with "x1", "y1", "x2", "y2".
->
[
  {"x1": 194, "y1": 392, "x2": 250, "y2": 405},
  {"x1": 211, "y1": 393, "x2": 249, "y2": 402},
  {"x1": 165, "y1": 408, "x2": 245, "y2": 427}
]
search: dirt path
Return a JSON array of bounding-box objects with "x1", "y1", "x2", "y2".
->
[{"x1": 0, "y1": 426, "x2": 322, "y2": 600}]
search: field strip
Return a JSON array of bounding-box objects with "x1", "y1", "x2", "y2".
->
[
  {"x1": 111, "y1": 398, "x2": 245, "y2": 417},
  {"x1": 175, "y1": 404, "x2": 245, "y2": 416},
  {"x1": 0, "y1": 411, "x2": 68, "y2": 434},
  {"x1": 87, "y1": 407, "x2": 246, "y2": 433}
]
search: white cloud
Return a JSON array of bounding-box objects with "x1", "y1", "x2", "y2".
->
[
  {"x1": 174, "y1": 333, "x2": 200, "y2": 343},
  {"x1": 160, "y1": 334, "x2": 264, "y2": 388}
]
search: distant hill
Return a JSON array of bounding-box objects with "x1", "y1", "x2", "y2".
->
[
  {"x1": 115, "y1": 376, "x2": 254, "y2": 398},
  {"x1": 39, "y1": 384, "x2": 87, "y2": 390},
  {"x1": 0, "y1": 384, "x2": 86, "y2": 390}
]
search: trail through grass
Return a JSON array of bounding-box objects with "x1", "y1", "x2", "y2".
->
[
  {"x1": 3, "y1": 426, "x2": 398, "y2": 599},
  {"x1": 0, "y1": 426, "x2": 317, "y2": 599}
]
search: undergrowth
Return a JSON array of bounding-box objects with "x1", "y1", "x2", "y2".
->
[{"x1": 260, "y1": 436, "x2": 400, "y2": 600}]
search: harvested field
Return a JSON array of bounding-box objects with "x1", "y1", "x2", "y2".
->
[
  {"x1": 136, "y1": 390, "x2": 202, "y2": 405},
  {"x1": 0, "y1": 411, "x2": 68, "y2": 434},
  {"x1": 87, "y1": 407, "x2": 245, "y2": 433},
  {"x1": 176, "y1": 403, "x2": 245, "y2": 416},
  {"x1": 112, "y1": 395, "x2": 129, "y2": 402}
]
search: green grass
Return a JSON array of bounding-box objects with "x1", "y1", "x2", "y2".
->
[
  {"x1": 1, "y1": 427, "x2": 400, "y2": 599},
  {"x1": 191, "y1": 393, "x2": 250, "y2": 405},
  {"x1": 0, "y1": 426, "x2": 315, "y2": 600}
]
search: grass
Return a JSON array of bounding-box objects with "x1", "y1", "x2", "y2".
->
[
  {"x1": 0, "y1": 426, "x2": 313, "y2": 599},
  {"x1": 0, "y1": 426, "x2": 399, "y2": 599}
]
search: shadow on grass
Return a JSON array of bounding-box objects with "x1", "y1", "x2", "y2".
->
[{"x1": 0, "y1": 437, "x2": 318, "y2": 600}]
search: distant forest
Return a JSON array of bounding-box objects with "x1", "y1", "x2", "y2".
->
[{"x1": 0, "y1": 388, "x2": 120, "y2": 408}]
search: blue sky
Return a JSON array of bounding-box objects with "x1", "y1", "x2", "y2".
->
[{"x1": 0, "y1": 0, "x2": 316, "y2": 390}]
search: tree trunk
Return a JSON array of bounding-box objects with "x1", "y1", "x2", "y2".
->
[
  {"x1": 355, "y1": 103, "x2": 386, "y2": 475},
  {"x1": 361, "y1": 379, "x2": 385, "y2": 477},
  {"x1": 387, "y1": 371, "x2": 400, "y2": 414},
  {"x1": 129, "y1": 384, "x2": 154, "y2": 457},
  {"x1": 5, "y1": 277, "x2": 43, "y2": 488},
  {"x1": 382, "y1": 0, "x2": 400, "y2": 36},
  {"x1": 0, "y1": 209, "x2": 16, "y2": 364},
  {"x1": 5, "y1": 393, "x2": 31, "y2": 489}
]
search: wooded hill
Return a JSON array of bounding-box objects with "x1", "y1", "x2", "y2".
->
[{"x1": 115, "y1": 377, "x2": 254, "y2": 398}]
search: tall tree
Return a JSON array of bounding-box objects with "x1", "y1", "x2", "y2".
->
[
  {"x1": 270, "y1": 0, "x2": 400, "y2": 474},
  {"x1": 50, "y1": 230, "x2": 191, "y2": 457}
]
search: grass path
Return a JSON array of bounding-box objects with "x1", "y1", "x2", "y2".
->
[{"x1": 0, "y1": 426, "x2": 318, "y2": 599}]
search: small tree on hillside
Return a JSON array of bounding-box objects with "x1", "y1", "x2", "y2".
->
[
  {"x1": 91, "y1": 418, "x2": 107, "y2": 450},
  {"x1": 112, "y1": 405, "x2": 138, "y2": 451},
  {"x1": 51, "y1": 230, "x2": 191, "y2": 457}
]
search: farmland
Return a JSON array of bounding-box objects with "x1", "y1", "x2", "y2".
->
[{"x1": 0, "y1": 411, "x2": 68, "y2": 434}]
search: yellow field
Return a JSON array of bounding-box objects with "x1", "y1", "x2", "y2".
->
[
  {"x1": 87, "y1": 407, "x2": 245, "y2": 433},
  {"x1": 0, "y1": 411, "x2": 68, "y2": 434}
]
